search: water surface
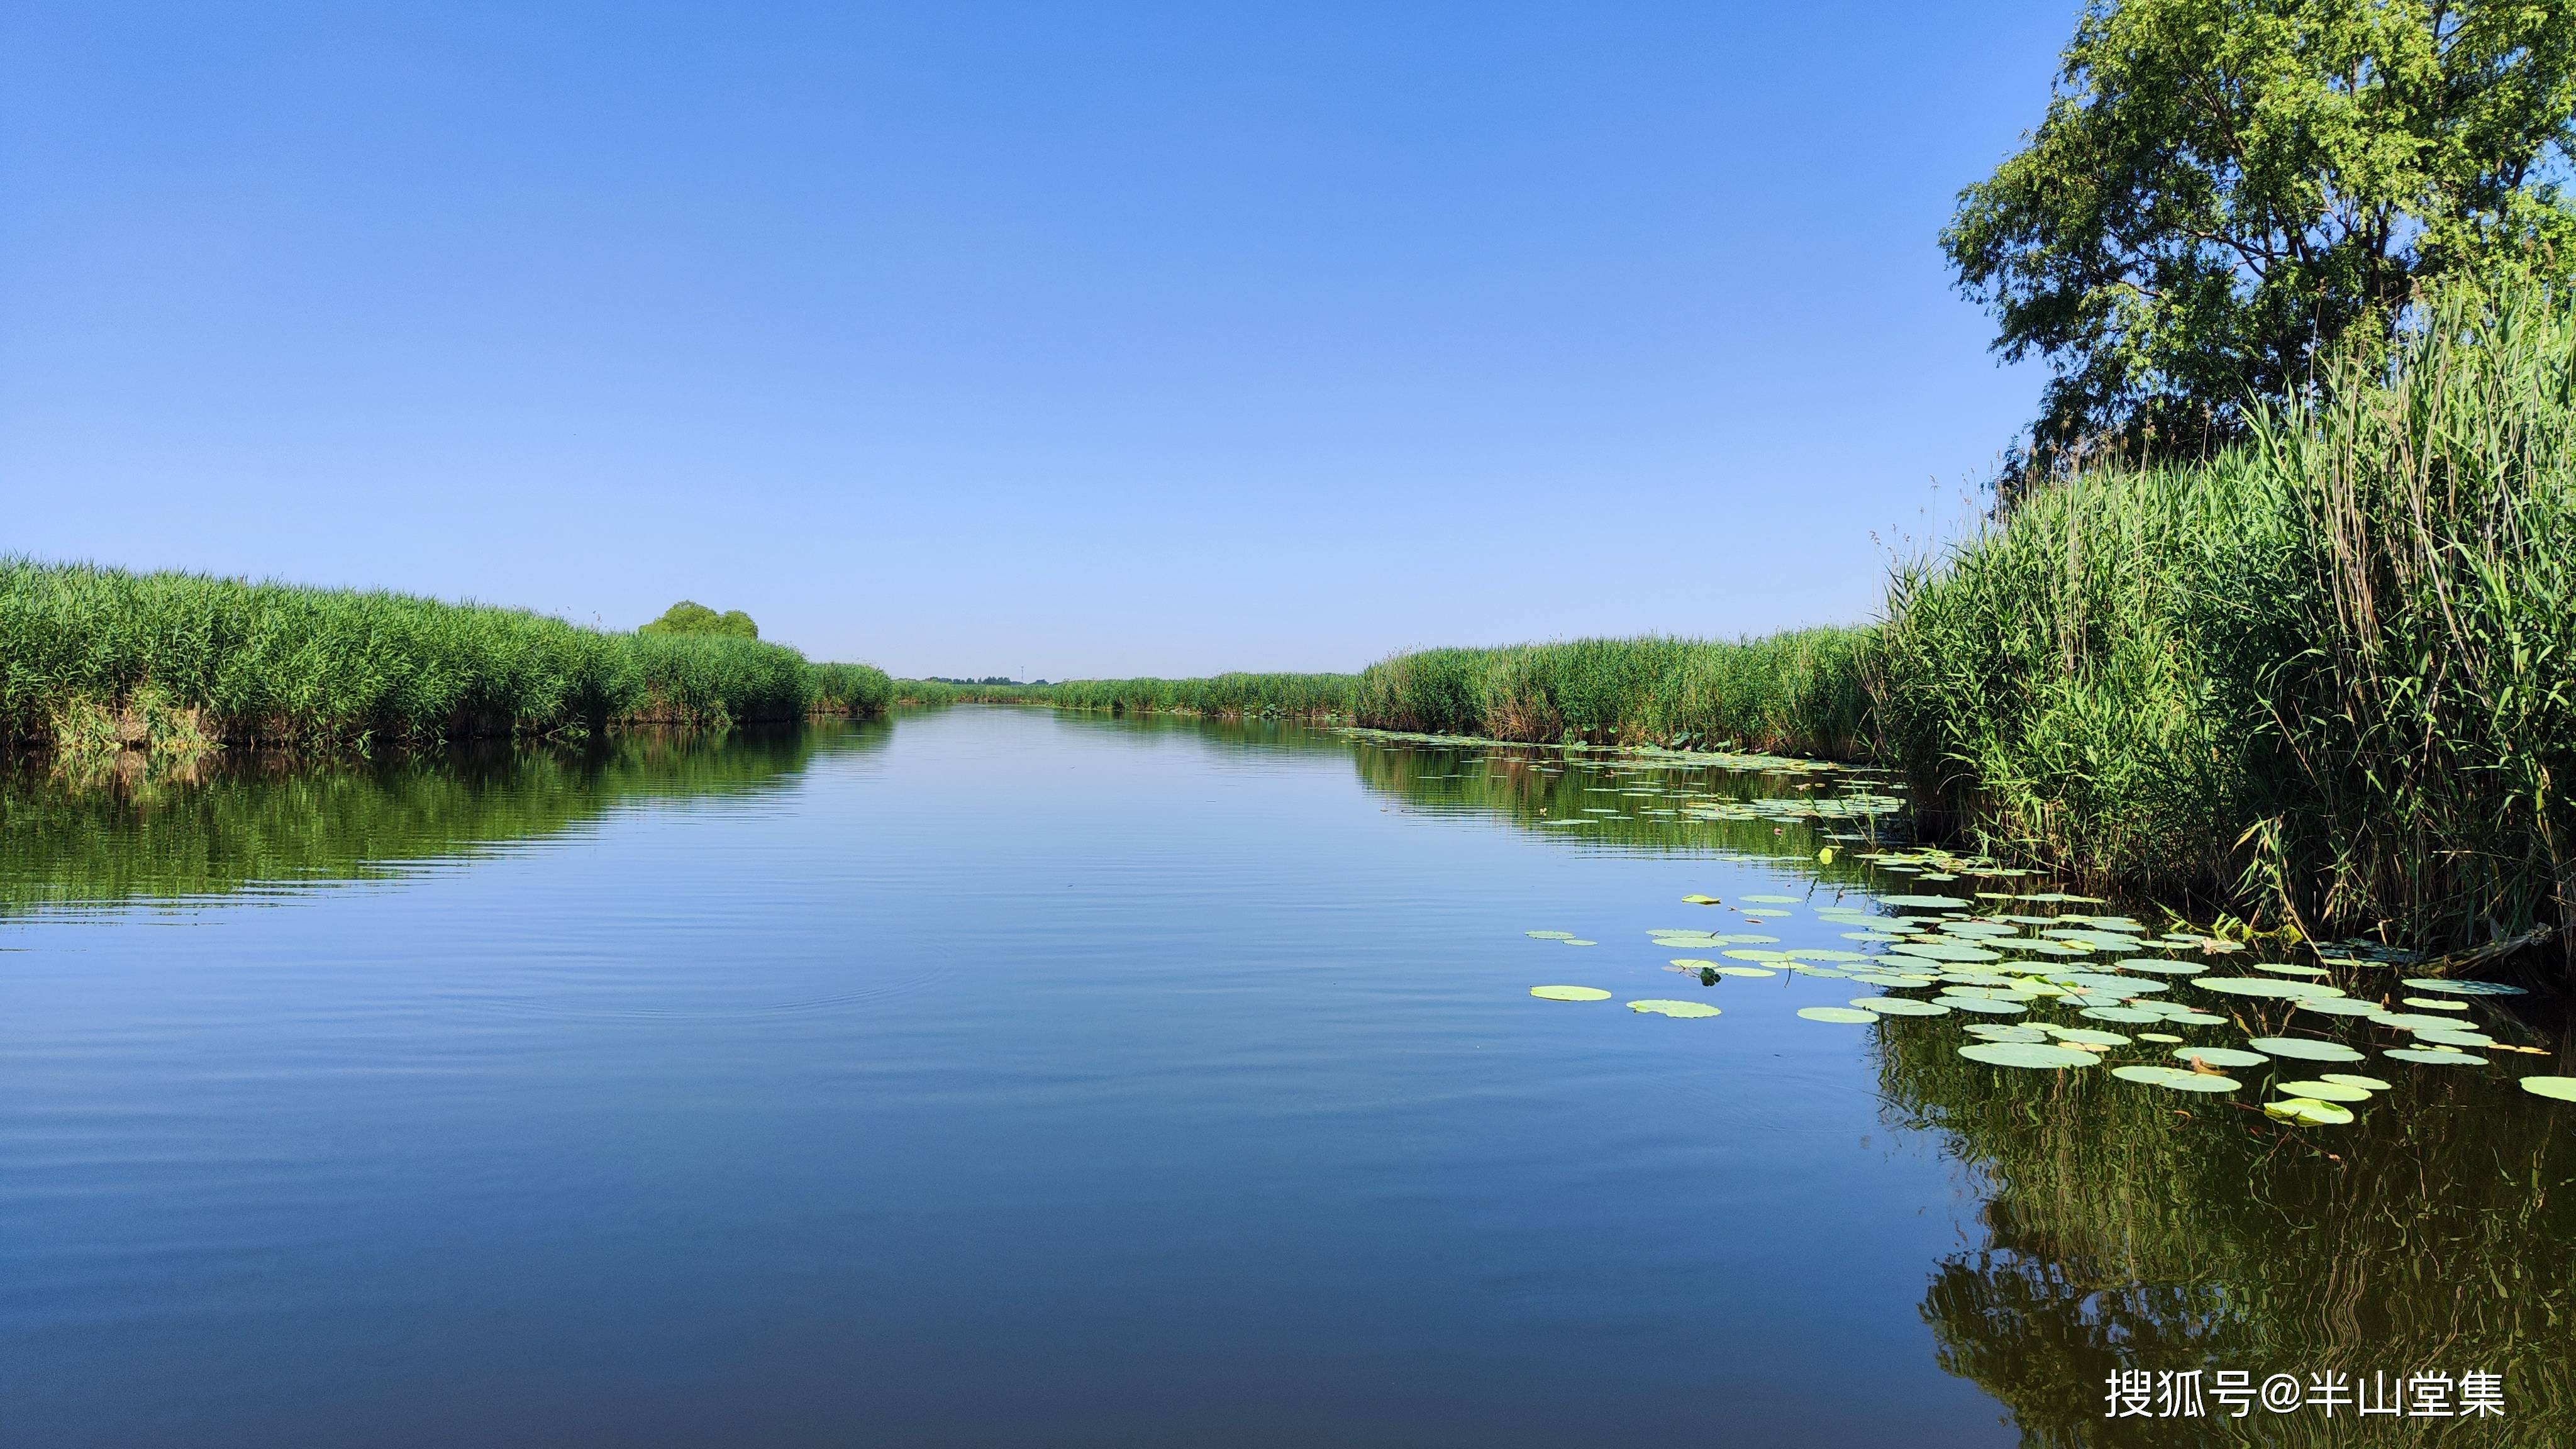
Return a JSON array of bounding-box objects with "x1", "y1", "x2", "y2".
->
[{"x1": 2, "y1": 708, "x2": 2567, "y2": 1446}]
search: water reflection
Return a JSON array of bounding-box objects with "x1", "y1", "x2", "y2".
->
[
  {"x1": 0, "y1": 720, "x2": 887, "y2": 918},
  {"x1": 1879, "y1": 1016, "x2": 2575, "y2": 1445}
]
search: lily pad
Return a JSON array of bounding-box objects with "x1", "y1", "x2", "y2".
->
[
  {"x1": 1887, "y1": 941, "x2": 2004, "y2": 963},
  {"x1": 1530, "y1": 985, "x2": 1613, "y2": 1002},
  {"x1": 1964, "y1": 1023, "x2": 2050, "y2": 1042},
  {"x1": 1713, "y1": 965, "x2": 1777, "y2": 977},
  {"x1": 2051, "y1": 1026, "x2": 2132, "y2": 1047},
  {"x1": 2397, "y1": 996, "x2": 2468, "y2": 1012},
  {"x1": 1628, "y1": 999, "x2": 1721, "y2": 1018},
  {"x1": 1937, "y1": 997, "x2": 2029, "y2": 1016},
  {"x1": 2254, "y1": 962, "x2": 2333, "y2": 978},
  {"x1": 1680, "y1": 895, "x2": 1721, "y2": 905},
  {"x1": 1881, "y1": 894, "x2": 1970, "y2": 909},
  {"x1": 1958, "y1": 1041, "x2": 2097, "y2": 1069},
  {"x1": 2369, "y1": 1011, "x2": 2462, "y2": 1031},
  {"x1": 2413, "y1": 1028, "x2": 2498, "y2": 1049},
  {"x1": 2275, "y1": 1079, "x2": 2372, "y2": 1101},
  {"x1": 2172, "y1": 1046, "x2": 2268, "y2": 1069},
  {"x1": 2139, "y1": 1031, "x2": 2185, "y2": 1043},
  {"x1": 2196, "y1": 977, "x2": 2340, "y2": 999},
  {"x1": 2116, "y1": 958, "x2": 2209, "y2": 975},
  {"x1": 2401, "y1": 977, "x2": 2529, "y2": 997},
  {"x1": 1853, "y1": 996, "x2": 1950, "y2": 1016},
  {"x1": 1562, "y1": 940, "x2": 1597, "y2": 947},
  {"x1": 2521, "y1": 1076, "x2": 2576, "y2": 1102},
  {"x1": 2112, "y1": 1064, "x2": 2240, "y2": 1092},
  {"x1": 2321, "y1": 1073, "x2": 2392, "y2": 1090},
  {"x1": 2249, "y1": 1037, "x2": 2366, "y2": 1063},
  {"x1": 2385, "y1": 1048, "x2": 2489, "y2": 1066},
  {"x1": 2265, "y1": 1097, "x2": 2356, "y2": 1126},
  {"x1": 1526, "y1": 931, "x2": 1576, "y2": 939},
  {"x1": 2294, "y1": 997, "x2": 2381, "y2": 1017},
  {"x1": 1797, "y1": 1006, "x2": 1879, "y2": 1024},
  {"x1": 2079, "y1": 1006, "x2": 2167, "y2": 1024}
]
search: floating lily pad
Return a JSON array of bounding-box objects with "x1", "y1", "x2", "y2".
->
[
  {"x1": 2521, "y1": 1076, "x2": 2576, "y2": 1102},
  {"x1": 2397, "y1": 996, "x2": 2469, "y2": 1012},
  {"x1": 2401, "y1": 977, "x2": 2528, "y2": 997},
  {"x1": 2321, "y1": 1073, "x2": 2392, "y2": 1090},
  {"x1": 2265, "y1": 1097, "x2": 2355, "y2": 1125},
  {"x1": 2249, "y1": 1037, "x2": 2366, "y2": 1062},
  {"x1": 1562, "y1": 940, "x2": 1597, "y2": 947},
  {"x1": 1526, "y1": 931, "x2": 1575, "y2": 939},
  {"x1": 2254, "y1": 962, "x2": 2333, "y2": 977},
  {"x1": 2413, "y1": 1028, "x2": 2499, "y2": 1049},
  {"x1": 2080, "y1": 1006, "x2": 2167, "y2": 1024},
  {"x1": 1964, "y1": 1023, "x2": 2049, "y2": 1042},
  {"x1": 1628, "y1": 999, "x2": 1721, "y2": 1018},
  {"x1": 1680, "y1": 895, "x2": 1720, "y2": 905},
  {"x1": 2275, "y1": 1078, "x2": 2372, "y2": 1101},
  {"x1": 1797, "y1": 1006, "x2": 1879, "y2": 1024},
  {"x1": 1530, "y1": 985, "x2": 1612, "y2": 1002},
  {"x1": 1786, "y1": 948, "x2": 1869, "y2": 963},
  {"x1": 2172, "y1": 1046, "x2": 2268, "y2": 1068},
  {"x1": 2196, "y1": 977, "x2": 2340, "y2": 999},
  {"x1": 2113, "y1": 1064, "x2": 2240, "y2": 1092},
  {"x1": 1938, "y1": 997, "x2": 2029, "y2": 1016},
  {"x1": 1712, "y1": 965, "x2": 1777, "y2": 977},
  {"x1": 2385, "y1": 1048, "x2": 2489, "y2": 1066},
  {"x1": 2294, "y1": 997, "x2": 2381, "y2": 1017},
  {"x1": 1882, "y1": 894, "x2": 1970, "y2": 909},
  {"x1": 2369, "y1": 1011, "x2": 2461, "y2": 1031},
  {"x1": 1959, "y1": 1041, "x2": 2097, "y2": 1069},
  {"x1": 2116, "y1": 958, "x2": 2208, "y2": 975},
  {"x1": 2139, "y1": 1031, "x2": 2185, "y2": 1043},
  {"x1": 1853, "y1": 996, "x2": 1950, "y2": 1016},
  {"x1": 2051, "y1": 1026, "x2": 2133, "y2": 1047},
  {"x1": 1668, "y1": 957, "x2": 1718, "y2": 969},
  {"x1": 1722, "y1": 949, "x2": 1790, "y2": 962}
]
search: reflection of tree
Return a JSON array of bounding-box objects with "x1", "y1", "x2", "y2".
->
[
  {"x1": 0, "y1": 721, "x2": 884, "y2": 916},
  {"x1": 1877, "y1": 1019, "x2": 2576, "y2": 1446}
]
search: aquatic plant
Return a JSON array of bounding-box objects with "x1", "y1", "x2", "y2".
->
[
  {"x1": 1353, "y1": 630, "x2": 1875, "y2": 758},
  {"x1": 0, "y1": 560, "x2": 894, "y2": 749},
  {"x1": 1881, "y1": 270, "x2": 2576, "y2": 962}
]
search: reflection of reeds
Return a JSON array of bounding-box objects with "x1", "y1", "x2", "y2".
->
[
  {"x1": 1343, "y1": 736, "x2": 1897, "y2": 872},
  {"x1": 0, "y1": 723, "x2": 877, "y2": 917},
  {"x1": 1877, "y1": 1018, "x2": 2576, "y2": 1445}
]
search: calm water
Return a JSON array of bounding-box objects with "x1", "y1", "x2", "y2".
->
[{"x1": 1, "y1": 708, "x2": 2568, "y2": 1446}]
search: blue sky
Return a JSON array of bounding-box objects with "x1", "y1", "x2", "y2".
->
[{"x1": 2, "y1": 2, "x2": 2074, "y2": 677}]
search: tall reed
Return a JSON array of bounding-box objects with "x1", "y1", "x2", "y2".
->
[{"x1": 1881, "y1": 270, "x2": 2576, "y2": 959}]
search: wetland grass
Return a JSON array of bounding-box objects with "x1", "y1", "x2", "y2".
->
[
  {"x1": 1880, "y1": 272, "x2": 2576, "y2": 963},
  {"x1": 0, "y1": 560, "x2": 892, "y2": 753}
]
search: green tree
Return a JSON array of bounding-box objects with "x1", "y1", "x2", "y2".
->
[
  {"x1": 639, "y1": 601, "x2": 758, "y2": 639},
  {"x1": 1945, "y1": 0, "x2": 2576, "y2": 486}
]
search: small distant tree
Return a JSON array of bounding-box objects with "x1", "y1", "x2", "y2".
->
[
  {"x1": 640, "y1": 600, "x2": 758, "y2": 639},
  {"x1": 1945, "y1": 0, "x2": 2576, "y2": 491}
]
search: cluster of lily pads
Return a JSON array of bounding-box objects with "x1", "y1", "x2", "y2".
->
[{"x1": 1524, "y1": 889, "x2": 2575, "y2": 1122}]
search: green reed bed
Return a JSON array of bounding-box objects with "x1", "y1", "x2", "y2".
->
[
  {"x1": 1880, "y1": 272, "x2": 2576, "y2": 959},
  {"x1": 1352, "y1": 631, "x2": 1875, "y2": 759},
  {"x1": 0, "y1": 560, "x2": 891, "y2": 750}
]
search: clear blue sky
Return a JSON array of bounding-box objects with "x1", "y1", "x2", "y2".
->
[{"x1": 2, "y1": 2, "x2": 2074, "y2": 678}]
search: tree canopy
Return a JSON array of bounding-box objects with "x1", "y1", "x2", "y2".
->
[
  {"x1": 1946, "y1": 0, "x2": 2576, "y2": 484},
  {"x1": 639, "y1": 601, "x2": 758, "y2": 640}
]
